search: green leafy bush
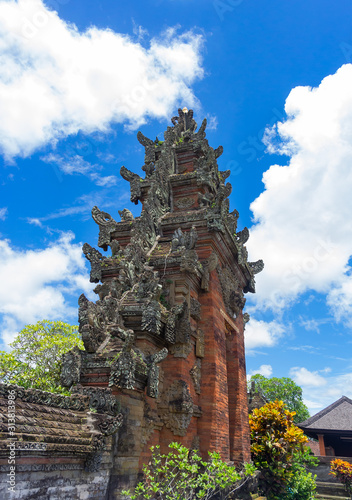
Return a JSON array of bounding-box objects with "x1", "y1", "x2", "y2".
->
[
  {"x1": 122, "y1": 441, "x2": 256, "y2": 500},
  {"x1": 283, "y1": 451, "x2": 318, "y2": 500},
  {"x1": 249, "y1": 400, "x2": 315, "y2": 499}
]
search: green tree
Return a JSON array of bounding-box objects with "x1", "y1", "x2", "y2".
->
[
  {"x1": 0, "y1": 320, "x2": 83, "y2": 394},
  {"x1": 122, "y1": 442, "x2": 256, "y2": 500},
  {"x1": 249, "y1": 374, "x2": 310, "y2": 423},
  {"x1": 249, "y1": 400, "x2": 317, "y2": 500}
]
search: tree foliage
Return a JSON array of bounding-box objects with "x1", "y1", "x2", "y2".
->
[
  {"x1": 249, "y1": 374, "x2": 310, "y2": 423},
  {"x1": 249, "y1": 400, "x2": 317, "y2": 500},
  {"x1": 0, "y1": 320, "x2": 83, "y2": 394},
  {"x1": 122, "y1": 442, "x2": 256, "y2": 500}
]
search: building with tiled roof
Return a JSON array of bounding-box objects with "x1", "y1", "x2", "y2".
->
[{"x1": 299, "y1": 396, "x2": 352, "y2": 458}]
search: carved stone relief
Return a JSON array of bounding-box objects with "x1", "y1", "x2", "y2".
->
[
  {"x1": 190, "y1": 359, "x2": 201, "y2": 395},
  {"x1": 158, "y1": 380, "x2": 194, "y2": 436},
  {"x1": 195, "y1": 329, "x2": 205, "y2": 358}
]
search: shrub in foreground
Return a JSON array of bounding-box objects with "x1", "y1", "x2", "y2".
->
[
  {"x1": 249, "y1": 400, "x2": 317, "y2": 499},
  {"x1": 330, "y1": 458, "x2": 352, "y2": 497},
  {"x1": 121, "y1": 441, "x2": 256, "y2": 500}
]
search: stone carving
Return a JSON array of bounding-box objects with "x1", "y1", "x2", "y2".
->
[
  {"x1": 120, "y1": 166, "x2": 143, "y2": 204},
  {"x1": 134, "y1": 266, "x2": 161, "y2": 300},
  {"x1": 195, "y1": 329, "x2": 205, "y2": 358},
  {"x1": 248, "y1": 259, "x2": 265, "y2": 275},
  {"x1": 141, "y1": 403, "x2": 162, "y2": 446},
  {"x1": 171, "y1": 226, "x2": 198, "y2": 252},
  {"x1": 109, "y1": 329, "x2": 138, "y2": 390},
  {"x1": 94, "y1": 413, "x2": 124, "y2": 436},
  {"x1": 78, "y1": 294, "x2": 107, "y2": 353},
  {"x1": 190, "y1": 297, "x2": 201, "y2": 321},
  {"x1": 91, "y1": 206, "x2": 119, "y2": 251},
  {"x1": 84, "y1": 434, "x2": 106, "y2": 473},
  {"x1": 180, "y1": 249, "x2": 202, "y2": 277},
  {"x1": 82, "y1": 243, "x2": 105, "y2": 283},
  {"x1": 158, "y1": 380, "x2": 194, "y2": 436},
  {"x1": 226, "y1": 208, "x2": 240, "y2": 235},
  {"x1": 201, "y1": 252, "x2": 219, "y2": 291},
  {"x1": 165, "y1": 300, "x2": 191, "y2": 345},
  {"x1": 243, "y1": 313, "x2": 250, "y2": 326},
  {"x1": 94, "y1": 278, "x2": 122, "y2": 301},
  {"x1": 109, "y1": 239, "x2": 121, "y2": 257},
  {"x1": 60, "y1": 346, "x2": 82, "y2": 388},
  {"x1": 236, "y1": 227, "x2": 249, "y2": 245},
  {"x1": 142, "y1": 299, "x2": 162, "y2": 335},
  {"x1": 190, "y1": 359, "x2": 201, "y2": 394},
  {"x1": 217, "y1": 266, "x2": 246, "y2": 318},
  {"x1": 147, "y1": 348, "x2": 168, "y2": 398},
  {"x1": 71, "y1": 385, "x2": 120, "y2": 416},
  {"x1": 175, "y1": 197, "x2": 195, "y2": 209},
  {"x1": 118, "y1": 208, "x2": 134, "y2": 221},
  {"x1": 169, "y1": 341, "x2": 193, "y2": 359},
  {"x1": 0, "y1": 384, "x2": 89, "y2": 412}
]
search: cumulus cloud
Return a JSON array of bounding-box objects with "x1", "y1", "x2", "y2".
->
[
  {"x1": 289, "y1": 366, "x2": 327, "y2": 387},
  {"x1": 244, "y1": 319, "x2": 285, "y2": 351},
  {"x1": 248, "y1": 364, "x2": 273, "y2": 378},
  {"x1": 247, "y1": 64, "x2": 352, "y2": 322},
  {"x1": 0, "y1": 0, "x2": 204, "y2": 159},
  {"x1": 0, "y1": 232, "x2": 93, "y2": 347},
  {"x1": 294, "y1": 369, "x2": 352, "y2": 414}
]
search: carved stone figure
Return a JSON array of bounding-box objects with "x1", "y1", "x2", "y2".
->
[
  {"x1": 78, "y1": 294, "x2": 107, "y2": 353},
  {"x1": 60, "y1": 346, "x2": 82, "y2": 387},
  {"x1": 141, "y1": 299, "x2": 162, "y2": 336},
  {"x1": 165, "y1": 300, "x2": 191, "y2": 345},
  {"x1": 147, "y1": 348, "x2": 168, "y2": 398},
  {"x1": 201, "y1": 252, "x2": 219, "y2": 291},
  {"x1": 120, "y1": 166, "x2": 143, "y2": 204},
  {"x1": 217, "y1": 266, "x2": 246, "y2": 318},
  {"x1": 109, "y1": 328, "x2": 138, "y2": 390},
  {"x1": 190, "y1": 359, "x2": 202, "y2": 394},
  {"x1": 91, "y1": 206, "x2": 119, "y2": 251},
  {"x1": 118, "y1": 208, "x2": 134, "y2": 221},
  {"x1": 82, "y1": 243, "x2": 105, "y2": 283}
]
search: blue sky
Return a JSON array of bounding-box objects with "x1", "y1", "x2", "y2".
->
[{"x1": 1, "y1": 0, "x2": 352, "y2": 414}]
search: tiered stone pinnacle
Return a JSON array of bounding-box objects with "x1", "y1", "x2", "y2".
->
[{"x1": 61, "y1": 108, "x2": 264, "y2": 485}]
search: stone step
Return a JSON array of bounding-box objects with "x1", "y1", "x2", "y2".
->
[
  {"x1": 316, "y1": 481, "x2": 350, "y2": 499},
  {"x1": 316, "y1": 496, "x2": 350, "y2": 500}
]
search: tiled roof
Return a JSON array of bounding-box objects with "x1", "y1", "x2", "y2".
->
[
  {"x1": 299, "y1": 396, "x2": 352, "y2": 432},
  {"x1": 0, "y1": 383, "x2": 122, "y2": 471}
]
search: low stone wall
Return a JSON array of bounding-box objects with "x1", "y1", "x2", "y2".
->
[{"x1": 0, "y1": 462, "x2": 112, "y2": 500}]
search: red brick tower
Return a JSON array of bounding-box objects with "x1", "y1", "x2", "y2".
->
[{"x1": 61, "y1": 108, "x2": 263, "y2": 494}]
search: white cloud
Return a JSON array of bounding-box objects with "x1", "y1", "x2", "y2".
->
[
  {"x1": 248, "y1": 364, "x2": 273, "y2": 378},
  {"x1": 298, "y1": 371, "x2": 352, "y2": 414},
  {"x1": 289, "y1": 367, "x2": 327, "y2": 387},
  {"x1": 0, "y1": 207, "x2": 8, "y2": 220},
  {"x1": 41, "y1": 153, "x2": 119, "y2": 186},
  {"x1": 0, "y1": 0, "x2": 204, "y2": 159},
  {"x1": 0, "y1": 232, "x2": 94, "y2": 347},
  {"x1": 247, "y1": 64, "x2": 352, "y2": 322},
  {"x1": 244, "y1": 319, "x2": 285, "y2": 351}
]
